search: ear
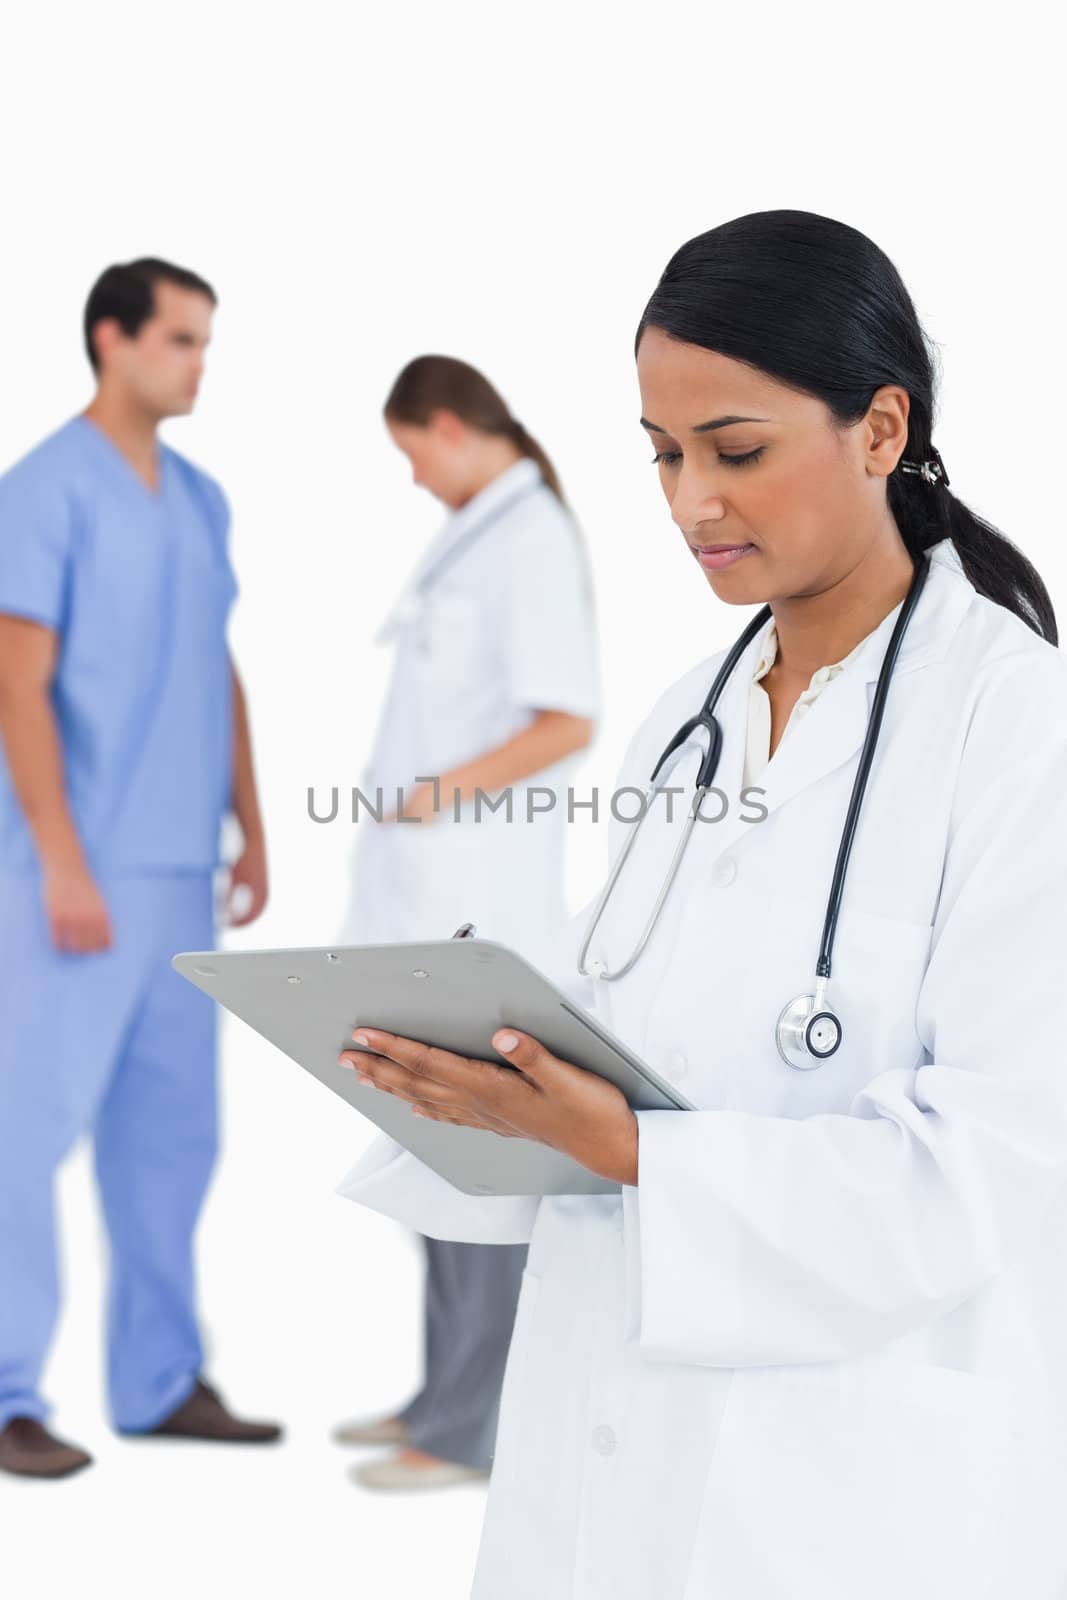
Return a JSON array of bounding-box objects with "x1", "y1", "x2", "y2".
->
[
  {"x1": 429, "y1": 407, "x2": 468, "y2": 447},
  {"x1": 865, "y1": 385, "x2": 910, "y2": 479},
  {"x1": 90, "y1": 317, "x2": 123, "y2": 370}
]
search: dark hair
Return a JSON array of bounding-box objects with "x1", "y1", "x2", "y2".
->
[
  {"x1": 384, "y1": 354, "x2": 565, "y2": 502},
  {"x1": 83, "y1": 257, "x2": 217, "y2": 372},
  {"x1": 637, "y1": 210, "x2": 1056, "y2": 644}
]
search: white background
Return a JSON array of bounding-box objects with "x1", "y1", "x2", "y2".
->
[{"x1": 1, "y1": 2, "x2": 1063, "y2": 1596}]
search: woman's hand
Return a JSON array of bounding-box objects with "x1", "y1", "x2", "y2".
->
[
  {"x1": 381, "y1": 782, "x2": 440, "y2": 825},
  {"x1": 338, "y1": 1027, "x2": 639, "y2": 1186}
]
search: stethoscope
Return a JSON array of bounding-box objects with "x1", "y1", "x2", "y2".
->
[
  {"x1": 378, "y1": 478, "x2": 544, "y2": 642},
  {"x1": 577, "y1": 553, "x2": 932, "y2": 1071}
]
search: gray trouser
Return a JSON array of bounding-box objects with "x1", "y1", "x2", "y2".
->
[{"x1": 398, "y1": 1236, "x2": 528, "y2": 1470}]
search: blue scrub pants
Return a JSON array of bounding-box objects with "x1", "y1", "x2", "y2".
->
[{"x1": 0, "y1": 872, "x2": 217, "y2": 1433}]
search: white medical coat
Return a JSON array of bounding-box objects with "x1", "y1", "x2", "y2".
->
[
  {"x1": 340, "y1": 536, "x2": 1067, "y2": 1598},
  {"x1": 341, "y1": 457, "x2": 599, "y2": 951}
]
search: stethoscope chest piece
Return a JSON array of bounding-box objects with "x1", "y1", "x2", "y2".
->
[{"x1": 775, "y1": 992, "x2": 843, "y2": 1071}]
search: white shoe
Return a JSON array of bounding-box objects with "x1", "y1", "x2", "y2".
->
[
  {"x1": 350, "y1": 1455, "x2": 490, "y2": 1491},
  {"x1": 332, "y1": 1415, "x2": 411, "y2": 1447}
]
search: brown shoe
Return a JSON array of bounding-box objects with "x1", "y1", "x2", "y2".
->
[
  {"x1": 0, "y1": 1417, "x2": 93, "y2": 1479},
  {"x1": 131, "y1": 1379, "x2": 282, "y2": 1444}
]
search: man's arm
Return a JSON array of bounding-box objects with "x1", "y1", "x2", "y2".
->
[
  {"x1": 226, "y1": 655, "x2": 268, "y2": 925},
  {"x1": 0, "y1": 614, "x2": 111, "y2": 951}
]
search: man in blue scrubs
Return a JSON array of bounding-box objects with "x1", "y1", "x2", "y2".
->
[{"x1": 0, "y1": 258, "x2": 281, "y2": 1477}]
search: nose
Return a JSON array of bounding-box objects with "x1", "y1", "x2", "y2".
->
[{"x1": 669, "y1": 466, "x2": 727, "y2": 536}]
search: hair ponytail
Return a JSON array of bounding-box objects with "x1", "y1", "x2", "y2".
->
[
  {"x1": 504, "y1": 417, "x2": 564, "y2": 501},
  {"x1": 637, "y1": 209, "x2": 1057, "y2": 644},
  {"x1": 384, "y1": 354, "x2": 566, "y2": 503},
  {"x1": 888, "y1": 443, "x2": 1057, "y2": 645}
]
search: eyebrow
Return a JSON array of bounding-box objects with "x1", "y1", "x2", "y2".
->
[{"x1": 640, "y1": 414, "x2": 771, "y2": 434}]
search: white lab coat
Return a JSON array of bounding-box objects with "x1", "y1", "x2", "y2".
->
[
  {"x1": 341, "y1": 456, "x2": 600, "y2": 951},
  {"x1": 339, "y1": 537, "x2": 1067, "y2": 1599}
]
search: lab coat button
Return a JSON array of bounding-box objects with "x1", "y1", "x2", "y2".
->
[
  {"x1": 591, "y1": 1425, "x2": 617, "y2": 1456},
  {"x1": 711, "y1": 855, "x2": 737, "y2": 887}
]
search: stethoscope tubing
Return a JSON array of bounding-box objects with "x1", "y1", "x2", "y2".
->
[
  {"x1": 576, "y1": 604, "x2": 771, "y2": 980},
  {"x1": 578, "y1": 554, "x2": 931, "y2": 992},
  {"x1": 412, "y1": 480, "x2": 544, "y2": 596},
  {"x1": 814, "y1": 555, "x2": 930, "y2": 980}
]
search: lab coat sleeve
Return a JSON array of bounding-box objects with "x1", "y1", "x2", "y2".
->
[
  {"x1": 621, "y1": 652, "x2": 1067, "y2": 1367},
  {"x1": 0, "y1": 464, "x2": 72, "y2": 630},
  {"x1": 336, "y1": 1136, "x2": 541, "y2": 1242},
  {"x1": 503, "y1": 506, "x2": 600, "y2": 719}
]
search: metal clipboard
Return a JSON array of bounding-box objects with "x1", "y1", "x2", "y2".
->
[{"x1": 173, "y1": 925, "x2": 694, "y2": 1197}]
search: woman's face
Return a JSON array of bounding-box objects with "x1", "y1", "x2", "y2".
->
[
  {"x1": 635, "y1": 326, "x2": 907, "y2": 604},
  {"x1": 386, "y1": 415, "x2": 470, "y2": 509}
]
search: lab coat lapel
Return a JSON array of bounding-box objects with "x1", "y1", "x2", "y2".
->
[
  {"x1": 748, "y1": 666, "x2": 874, "y2": 824},
  {"x1": 702, "y1": 540, "x2": 975, "y2": 864},
  {"x1": 375, "y1": 458, "x2": 542, "y2": 645},
  {"x1": 373, "y1": 518, "x2": 465, "y2": 645}
]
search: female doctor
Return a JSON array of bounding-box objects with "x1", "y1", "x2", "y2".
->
[
  {"x1": 335, "y1": 212, "x2": 1067, "y2": 1597},
  {"x1": 335, "y1": 355, "x2": 600, "y2": 1489}
]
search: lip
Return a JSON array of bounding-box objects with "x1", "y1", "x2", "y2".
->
[{"x1": 691, "y1": 541, "x2": 756, "y2": 570}]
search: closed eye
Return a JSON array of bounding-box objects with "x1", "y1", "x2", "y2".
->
[{"x1": 652, "y1": 447, "x2": 766, "y2": 470}]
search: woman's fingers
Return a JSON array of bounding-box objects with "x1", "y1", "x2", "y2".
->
[
  {"x1": 339, "y1": 1026, "x2": 632, "y2": 1180},
  {"x1": 338, "y1": 1043, "x2": 523, "y2": 1135},
  {"x1": 412, "y1": 1105, "x2": 519, "y2": 1136},
  {"x1": 338, "y1": 1027, "x2": 584, "y2": 1150},
  {"x1": 338, "y1": 1049, "x2": 451, "y2": 1105},
  {"x1": 345, "y1": 1028, "x2": 535, "y2": 1110},
  {"x1": 490, "y1": 1028, "x2": 575, "y2": 1090},
  {"x1": 350, "y1": 1028, "x2": 504, "y2": 1092},
  {"x1": 337, "y1": 1040, "x2": 529, "y2": 1140}
]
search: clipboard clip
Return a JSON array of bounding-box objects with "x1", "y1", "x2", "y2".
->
[{"x1": 451, "y1": 922, "x2": 477, "y2": 939}]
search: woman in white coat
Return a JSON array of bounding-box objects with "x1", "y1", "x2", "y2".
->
[
  {"x1": 336, "y1": 213, "x2": 1067, "y2": 1596},
  {"x1": 335, "y1": 355, "x2": 600, "y2": 1488}
]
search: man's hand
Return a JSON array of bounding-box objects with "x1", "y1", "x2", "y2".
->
[
  {"x1": 225, "y1": 839, "x2": 269, "y2": 926},
  {"x1": 43, "y1": 861, "x2": 112, "y2": 953},
  {"x1": 338, "y1": 1026, "x2": 640, "y2": 1186}
]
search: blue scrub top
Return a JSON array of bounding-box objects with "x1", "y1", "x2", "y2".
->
[{"x1": 0, "y1": 416, "x2": 239, "y2": 873}]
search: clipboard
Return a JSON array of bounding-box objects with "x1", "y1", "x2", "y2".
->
[{"x1": 172, "y1": 927, "x2": 694, "y2": 1197}]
